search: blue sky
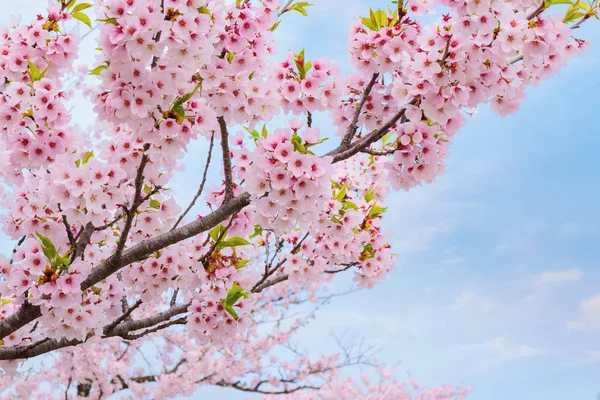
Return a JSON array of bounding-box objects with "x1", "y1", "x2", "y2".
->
[{"x1": 2, "y1": 1, "x2": 600, "y2": 399}]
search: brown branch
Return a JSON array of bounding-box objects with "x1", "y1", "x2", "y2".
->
[
  {"x1": 0, "y1": 304, "x2": 190, "y2": 360},
  {"x1": 120, "y1": 317, "x2": 186, "y2": 340},
  {"x1": 61, "y1": 215, "x2": 76, "y2": 248},
  {"x1": 115, "y1": 146, "x2": 150, "y2": 260},
  {"x1": 277, "y1": 0, "x2": 295, "y2": 17},
  {"x1": 251, "y1": 232, "x2": 309, "y2": 293},
  {"x1": 0, "y1": 193, "x2": 251, "y2": 341},
  {"x1": 73, "y1": 222, "x2": 95, "y2": 261},
  {"x1": 252, "y1": 274, "x2": 289, "y2": 293},
  {"x1": 172, "y1": 133, "x2": 215, "y2": 230},
  {"x1": 199, "y1": 213, "x2": 237, "y2": 267},
  {"x1": 324, "y1": 263, "x2": 356, "y2": 274},
  {"x1": 360, "y1": 148, "x2": 397, "y2": 156},
  {"x1": 327, "y1": 100, "x2": 414, "y2": 164},
  {"x1": 217, "y1": 380, "x2": 319, "y2": 395},
  {"x1": 103, "y1": 299, "x2": 143, "y2": 334},
  {"x1": 527, "y1": 2, "x2": 546, "y2": 20},
  {"x1": 340, "y1": 73, "x2": 379, "y2": 150},
  {"x1": 217, "y1": 117, "x2": 235, "y2": 202}
]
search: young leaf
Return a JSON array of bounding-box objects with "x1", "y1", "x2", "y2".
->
[
  {"x1": 334, "y1": 184, "x2": 348, "y2": 202},
  {"x1": 173, "y1": 105, "x2": 186, "y2": 117},
  {"x1": 364, "y1": 186, "x2": 376, "y2": 203},
  {"x1": 368, "y1": 204, "x2": 387, "y2": 217},
  {"x1": 149, "y1": 199, "x2": 161, "y2": 210},
  {"x1": 28, "y1": 60, "x2": 41, "y2": 82},
  {"x1": 73, "y1": 11, "x2": 93, "y2": 28},
  {"x1": 89, "y1": 64, "x2": 108, "y2": 75},
  {"x1": 217, "y1": 237, "x2": 251, "y2": 249},
  {"x1": 72, "y1": 3, "x2": 93, "y2": 13},
  {"x1": 209, "y1": 224, "x2": 226, "y2": 241},
  {"x1": 249, "y1": 225, "x2": 263, "y2": 239},
  {"x1": 82, "y1": 150, "x2": 94, "y2": 164},
  {"x1": 342, "y1": 201, "x2": 360, "y2": 211},
  {"x1": 36, "y1": 232, "x2": 57, "y2": 262}
]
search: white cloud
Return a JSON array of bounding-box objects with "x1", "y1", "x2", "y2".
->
[
  {"x1": 461, "y1": 337, "x2": 545, "y2": 371},
  {"x1": 567, "y1": 294, "x2": 600, "y2": 331},
  {"x1": 534, "y1": 268, "x2": 583, "y2": 287}
]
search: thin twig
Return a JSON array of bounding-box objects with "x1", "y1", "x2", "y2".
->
[
  {"x1": 340, "y1": 73, "x2": 379, "y2": 150},
  {"x1": 172, "y1": 133, "x2": 215, "y2": 230}
]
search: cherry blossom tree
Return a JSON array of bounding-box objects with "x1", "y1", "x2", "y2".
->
[{"x1": 0, "y1": 0, "x2": 597, "y2": 398}]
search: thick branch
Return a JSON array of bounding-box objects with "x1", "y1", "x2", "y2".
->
[
  {"x1": 0, "y1": 304, "x2": 190, "y2": 360},
  {"x1": 0, "y1": 193, "x2": 251, "y2": 341}
]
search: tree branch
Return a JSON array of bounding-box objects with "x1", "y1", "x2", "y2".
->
[
  {"x1": 217, "y1": 117, "x2": 235, "y2": 202},
  {"x1": 171, "y1": 132, "x2": 215, "y2": 230},
  {"x1": 0, "y1": 193, "x2": 251, "y2": 341},
  {"x1": 340, "y1": 73, "x2": 379, "y2": 150}
]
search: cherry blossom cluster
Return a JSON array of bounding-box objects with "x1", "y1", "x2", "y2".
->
[
  {"x1": 332, "y1": 1, "x2": 586, "y2": 193},
  {"x1": 275, "y1": 52, "x2": 342, "y2": 116},
  {"x1": 385, "y1": 121, "x2": 448, "y2": 191},
  {"x1": 0, "y1": 6, "x2": 78, "y2": 181},
  {"x1": 247, "y1": 124, "x2": 333, "y2": 235},
  {"x1": 0, "y1": 0, "x2": 596, "y2": 397}
]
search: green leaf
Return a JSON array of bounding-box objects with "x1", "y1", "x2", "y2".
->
[
  {"x1": 173, "y1": 84, "x2": 200, "y2": 109},
  {"x1": 291, "y1": 2, "x2": 313, "y2": 16},
  {"x1": 249, "y1": 225, "x2": 263, "y2": 239},
  {"x1": 72, "y1": 3, "x2": 93, "y2": 13},
  {"x1": 368, "y1": 204, "x2": 387, "y2": 217},
  {"x1": 342, "y1": 201, "x2": 360, "y2": 211},
  {"x1": 373, "y1": 9, "x2": 387, "y2": 28},
  {"x1": 149, "y1": 199, "x2": 161, "y2": 210},
  {"x1": 221, "y1": 283, "x2": 248, "y2": 319},
  {"x1": 97, "y1": 17, "x2": 118, "y2": 26},
  {"x1": 270, "y1": 21, "x2": 281, "y2": 31},
  {"x1": 218, "y1": 237, "x2": 251, "y2": 249},
  {"x1": 0, "y1": 298, "x2": 11, "y2": 306},
  {"x1": 305, "y1": 137, "x2": 328, "y2": 148},
  {"x1": 28, "y1": 60, "x2": 41, "y2": 82},
  {"x1": 364, "y1": 187, "x2": 376, "y2": 203},
  {"x1": 89, "y1": 64, "x2": 108, "y2": 75},
  {"x1": 36, "y1": 232, "x2": 57, "y2": 262},
  {"x1": 237, "y1": 259, "x2": 251, "y2": 269},
  {"x1": 82, "y1": 150, "x2": 94, "y2": 164},
  {"x1": 291, "y1": 132, "x2": 308, "y2": 154},
  {"x1": 261, "y1": 124, "x2": 268, "y2": 139},
  {"x1": 545, "y1": 0, "x2": 573, "y2": 5},
  {"x1": 209, "y1": 224, "x2": 226, "y2": 241},
  {"x1": 362, "y1": 17, "x2": 378, "y2": 31},
  {"x1": 172, "y1": 105, "x2": 185, "y2": 117},
  {"x1": 197, "y1": 5, "x2": 211, "y2": 15},
  {"x1": 334, "y1": 184, "x2": 348, "y2": 202},
  {"x1": 72, "y1": 11, "x2": 93, "y2": 28},
  {"x1": 55, "y1": 254, "x2": 71, "y2": 268},
  {"x1": 224, "y1": 304, "x2": 239, "y2": 319}
]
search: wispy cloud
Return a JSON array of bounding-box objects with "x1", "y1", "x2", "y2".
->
[
  {"x1": 567, "y1": 294, "x2": 600, "y2": 332},
  {"x1": 534, "y1": 268, "x2": 583, "y2": 287},
  {"x1": 461, "y1": 337, "x2": 546, "y2": 372}
]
